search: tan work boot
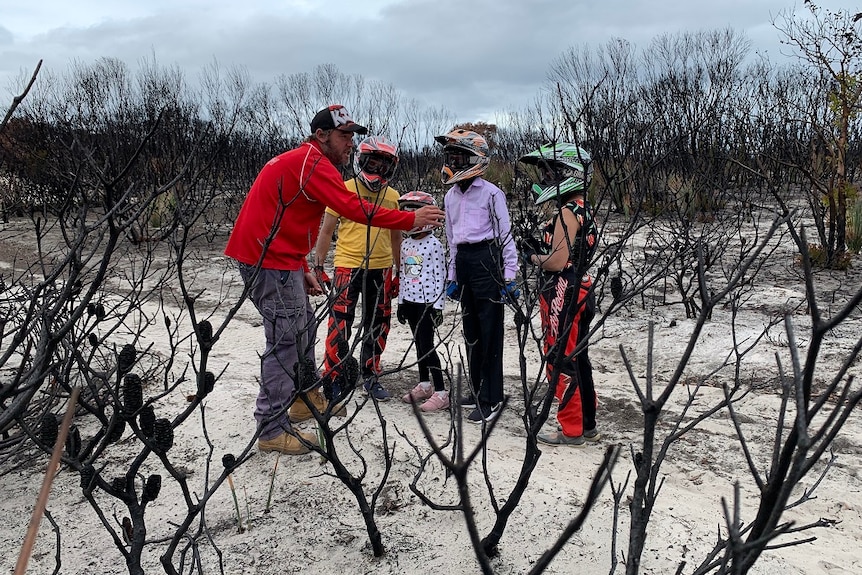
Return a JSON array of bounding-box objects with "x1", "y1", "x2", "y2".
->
[
  {"x1": 258, "y1": 430, "x2": 319, "y2": 455},
  {"x1": 288, "y1": 389, "x2": 346, "y2": 422}
]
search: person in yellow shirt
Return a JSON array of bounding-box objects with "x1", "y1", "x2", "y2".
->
[{"x1": 291, "y1": 135, "x2": 401, "y2": 420}]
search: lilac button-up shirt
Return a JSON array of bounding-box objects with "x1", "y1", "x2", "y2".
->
[{"x1": 443, "y1": 178, "x2": 518, "y2": 282}]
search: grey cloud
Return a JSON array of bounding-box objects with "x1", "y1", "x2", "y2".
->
[{"x1": 0, "y1": 0, "x2": 830, "y2": 120}]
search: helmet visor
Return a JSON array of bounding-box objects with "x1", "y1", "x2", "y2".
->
[
  {"x1": 444, "y1": 148, "x2": 477, "y2": 171},
  {"x1": 358, "y1": 153, "x2": 397, "y2": 180},
  {"x1": 538, "y1": 161, "x2": 584, "y2": 187}
]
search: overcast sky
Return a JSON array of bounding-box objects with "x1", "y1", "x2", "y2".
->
[{"x1": 1, "y1": 0, "x2": 859, "y2": 124}]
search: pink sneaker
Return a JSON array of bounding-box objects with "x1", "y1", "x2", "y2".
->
[
  {"x1": 402, "y1": 382, "x2": 434, "y2": 404},
  {"x1": 420, "y1": 391, "x2": 450, "y2": 412}
]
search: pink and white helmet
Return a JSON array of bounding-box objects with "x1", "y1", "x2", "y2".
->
[
  {"x1": 398, "y1": 191, "x2": 437, "y2": 237},
  {"x1": 353, "y1": 136, "x2": 398, "y2": 192}
]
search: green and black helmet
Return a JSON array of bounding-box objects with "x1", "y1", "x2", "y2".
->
[{"x1": 519, "y1": 143, "x2": 592, "y2": 205}]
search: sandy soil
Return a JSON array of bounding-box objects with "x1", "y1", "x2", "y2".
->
[{"x1": 1, "y1": 215, "x2": 861, "y2": 575}]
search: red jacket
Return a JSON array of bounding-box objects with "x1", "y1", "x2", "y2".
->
[{"x1": 225, "y1": 141, "x2": 415, "y2": 271}]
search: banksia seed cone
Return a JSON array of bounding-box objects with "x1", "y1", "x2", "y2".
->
[
  {"x1": 610, "y1": 275, "x2": 623, "y2": 301},
  {"x1": 337, "y1": 339, "x2": 349, "y2": 358},
  {"x1": 139, "y1": 405, "x2": 156, "y2": 437},
  {"x1": 342, "y1": 356, "x2": 360, "y2": 389},
  {"x1": 123, "y1": 374, "x2": 143, "y2": 414},
  {"x1": 322, "y1": 377, "x2": 335, "y2": 401},
  {"x1": 111, "y1": 477, "x2": 126, "y2": 494},
  {"x1": 197, "y1": 320, "x2": 213, "y2": 350},
  {"x1": 39, "y1": 413, "x2": 59, "y2": 447},
  {"x1": 66, "y1": 424, "x2": 81, "y2": 458},
  {"x1": 222, "y1": 453, "x2": 236, "y2": 470},
  {"x1": 143, "y1": 474, "x2": 161, "y2": 502},
  {"x1": 95, "y1": 303, "x2": 106, "y2": 320},
  {"x1": 80, "y1": 465, "x2": 96, "y2": 492},
  {"x1": 121, "y1": 517, "x2": 133, "y2": 544},
  {"x1": 87, "y1": 303, "x2": 96, "y2": 316},
  {"x1": 88, "y1": 333, "x2": 98, "y2": 347},
  {"x1": 117, "y1": 344, "x2": 136, "y2": 375},
  {"x1": 293, "y1": 356, "x2": 318, "y2": 392},
  {"x1": 197, "y1": 371, "x2": 215, "y2": 399},
  {"x1": 153, "y1": 418, "x2": 173, "y2": 453},
  {"x1": 107, "y1": 418, "x2": 126, "y2": 443}
]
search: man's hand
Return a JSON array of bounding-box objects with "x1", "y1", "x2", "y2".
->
[
  {"x1": 304, "y1": 272, "x2": 323, "y2": 296},
  {"x1": 412, "y1": 205, "x2": 445, "y2": 230},
  {"x1": 389, "y1": 275, "x2": 400, "y2": 299},
  {"x1": 314, "y1": 265, "x2": 332, "y2": 292}
]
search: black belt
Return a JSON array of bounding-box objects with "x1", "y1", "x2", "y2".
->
[{"x1": 456, "y1": 239, "x2": 495, "y2": 250}]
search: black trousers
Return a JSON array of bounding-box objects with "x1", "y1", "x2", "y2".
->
[
  {"x1": 454, "y1": 241, "x2": 504, "y2": 405},
  {"x1": 400, "y1": 301, "x2": 445, "y2": 391}
]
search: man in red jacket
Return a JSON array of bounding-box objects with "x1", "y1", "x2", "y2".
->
[{"x1": 225, "y1": 105, "x2": 444, "y2": 455}]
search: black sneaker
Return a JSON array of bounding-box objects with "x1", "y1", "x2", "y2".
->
[
  {"x1": 363, "y1": 378, "x2": 391, "y2": 401},
  {"x1": 458, "y1": 394, "x2": 477, "y2": 408},
  {"x1": 467, "y1": 402, "x2": 501, "y2": 424}
]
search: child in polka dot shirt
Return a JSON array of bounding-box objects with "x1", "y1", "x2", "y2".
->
[{"x1": 396, "y1": 192, "x2": 449, "y2": 412}]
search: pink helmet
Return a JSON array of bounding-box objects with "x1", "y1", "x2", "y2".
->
[
  {"x1": 398, "y1": 191, "x2": 437, "y2": 237},
  {"x1": 353, "y1": 136, "x2": 398, "y2": 192}
]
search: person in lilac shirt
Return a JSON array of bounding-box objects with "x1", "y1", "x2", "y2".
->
[{"x1": 436, "y1": 128, "x2": 519, "y2": 424}]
